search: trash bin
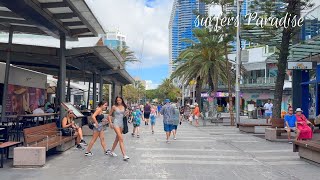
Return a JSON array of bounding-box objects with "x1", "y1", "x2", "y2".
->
[{"x1": 252, "y1": 108, "x2": 258, "y2": 119}]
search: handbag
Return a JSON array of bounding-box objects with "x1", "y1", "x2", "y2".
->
[
  {"x1": 87, "y1": 117, "x2": 94, "y2": 130},
  {"x1": 62, "y1": 128, "x2": 74, "y2": 136},
  {"x1": 122, "y1": 116, "x2": 129, "y2": 134}
]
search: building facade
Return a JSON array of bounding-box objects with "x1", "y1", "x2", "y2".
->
[
  {"x1": 101, "y1": 30, "x2": 126, "y2": 50},
  {"x1": 169, "y1": 0, "x2": 207, "y2": 76}
]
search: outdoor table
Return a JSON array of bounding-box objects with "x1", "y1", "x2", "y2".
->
[{"x1": 19, "y1": 113, "x2": 58, "y2": 126}]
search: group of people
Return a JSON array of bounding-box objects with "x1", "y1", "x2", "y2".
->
[
  {"x1": 178, "y1": 103, "x2": 201, "y2": 127},
  {"x1": 284, "y1": 107, "x2": 314, "y2": 143}
]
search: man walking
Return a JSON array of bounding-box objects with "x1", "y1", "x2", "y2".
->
[
  {"x1": 160, "y1": 99, "x2": 175, "y2": 144},
  {"x1": 264, "y1": 99, "x2": 273, "y2": 124}
]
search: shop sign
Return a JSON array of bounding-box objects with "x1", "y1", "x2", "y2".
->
[{"x1": 288, "y1": 62, "x2": 313, "y2": 70}]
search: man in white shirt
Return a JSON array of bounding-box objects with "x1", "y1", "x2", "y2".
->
[
  {"x1": 264, "y1": 99, "x2": 273, "y2": 124},
  {"x1": 33, "y1": 105, "x2": 45, "y2": 121}
]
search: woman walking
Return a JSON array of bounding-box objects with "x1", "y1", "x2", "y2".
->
[
  {"x1": 108, "y1": 96, "x2": 130, "y2": 161},
  {"x1": 150, "y1": 109, "x2": 157, "y2": 134},
  {"x1": 193, "y1": 103, "x2": 200, "y2": 127},
  {"x1": 85, "y1": 101, "x2": 110, "y2": 156},
  {"x1": 144, "y1": 102, "x2": 151, "y2": 125}
]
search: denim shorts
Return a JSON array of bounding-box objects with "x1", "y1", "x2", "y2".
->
[
  {"x1": 265, "y1": 112, "x2": 272, "y2": 118},
  {"x1": 163, "y1": 123, "x2": 174, "y2": 132},
  {"x1": 93, "y1": 123, "x2": 104, "y2": 132}
]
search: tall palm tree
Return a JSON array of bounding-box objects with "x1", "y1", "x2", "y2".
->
[
  {"x1": 171, "y1": 28, "x2": 229, "y2": 108},
  {"x1": 117, "y1": 45, "x2": 140, "y2": 64}
]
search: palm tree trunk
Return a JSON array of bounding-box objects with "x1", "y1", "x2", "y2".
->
[
  {"x1": 196, "y1": 76, "x2": 202, "y2": 111},
  {"x1": 225, "y1": 44, "x2": 235, "y2": 126},
  {"x1": 273, "y1": 1, "x2": 299, "y2": 118}
]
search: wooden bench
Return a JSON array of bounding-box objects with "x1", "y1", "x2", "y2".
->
[
  {"x1": 265, "y1": 118, "x2": 290, "y2": 141},
  {"x1": 0, "y1": 141, "x2": 23, "y2": 168},
  {"x1": 23, "y1": 123, "x2": 76, "y2": 151},
  {"x1": 293, "y1": 140, "x2": 320, "y2": 163},
  {"x1": 238, "y1": 123, "x2": 271, "y2": 134}
]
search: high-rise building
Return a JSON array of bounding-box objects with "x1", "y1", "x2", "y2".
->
[
  {"x1": 99, "y1": 30, "x2": 126, "y2": 50},
  {"x1": 169, "y1": 0, "x2": 208, "y2": 76}
]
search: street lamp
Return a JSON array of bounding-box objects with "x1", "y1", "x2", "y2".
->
[{"x1": 236, "y1": 0, "x2": 243, "y2": 124}]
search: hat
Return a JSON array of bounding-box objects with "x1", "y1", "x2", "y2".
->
[
  {"x1": 194, "y1": 103, "x2": 198, "y2": 106},
  {"x1": 295, "y1": 108, "x2": 303, "y2": 112},
  {"x1": 165, "y1": 99, "x2": 170, "y2": 103}
]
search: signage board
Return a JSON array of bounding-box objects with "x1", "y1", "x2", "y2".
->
[
  {"x1": 61, "y1": 102, "x2": 84, "y2": 118},
  {"x1": 287, "y1": 62, "x2": 313, "y2": 70}
]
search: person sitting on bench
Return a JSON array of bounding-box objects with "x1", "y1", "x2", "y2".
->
[
  {"x1": 295, "y1": 108, "x2": 313, "y2": 141},
  {"x1": 284, "y1": 107, "x2": 296, "y2": 143},
  {"x1": 62, "y1": 110, "x2": 88, "y2": 149}
]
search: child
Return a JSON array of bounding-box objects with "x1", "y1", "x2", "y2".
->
[
  {"x1": 131, "y1": 106, "x2": 143, "y2": 138},
  {"x1": 150, "y1": 110, "x2": 157, "y2": 134}
]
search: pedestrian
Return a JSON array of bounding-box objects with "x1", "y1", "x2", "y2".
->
[
  {"x1": 150, "y1": 109, "x2": 157, "y2": 134},
  {"x1": 295, "y1": 108, "x2": 313, "y2": 141},
  {"x1": 144, "y1": 102, "x2": 151, "y2": 125},
  {"x1": 62, "y1": 109, "x2": 87, "y2": 150},
  {"x1": 284, "y1": 107, "x2": 296, "y2": 143},
  {"x1": 108, "y1": 96, "x2": 130, "y2": 161},
  {"x1": 131, "y1": 106, "x2": 143, "y2": 138},
  {"x1": 263, "y1": 99, "x2": 273, "y2": 124},
  {"x1": 179, "y1": 106, "x2": 185, "y2": 121},
  {"x1": 85, "y1": 101, "x2": 110, "y2": 156},
  {"x1": 193, "y1": 103, "x2": 200, "y2": 127},
  {"x1": 172, "y1": 103, "x2": 180, "y2": 140},
  {"x1": 160, "y1": 99, "x2": 175, "y2": 144}
]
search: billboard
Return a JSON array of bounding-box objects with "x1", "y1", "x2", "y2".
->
[
  {"x1": 287, "y1": 62, "x2": 313, "y2": 70},
  {"x1": 6, "y1": 84, "x2": 46, "y2": 115}
]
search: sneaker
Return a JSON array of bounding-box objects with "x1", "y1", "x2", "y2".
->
[
  {"x1": 137, "y1": 135, "x2": 140, "y2": 138},
  {"x1": 123, "y1": 155, "x2": 130, "y2": 161},
  {"x1": 80, "y1": 140, "x2": 88, "y2": 146},
  {"x1": 76, "y1": 144, "x2": 84, "y2": 150},
  {"x1": 152, "y1": 131, "x2": 154, "y2": 134},
  {"x1": 166, "y1": 140, "x2": 170, "y2": 144},
  {"x1": 105, "y1": 149, "x2": 112, "y2": 155},
  {"x1": 85, "y1": 152, "x2": 93, "y2": 156},
  {"x1": 174, "y1": 137, "x2": 177, "y2": 140},
  {"x1": 288, "y1": 141, "x2": 293, "y2": 144},
  {"x1": 110, "y1": 152, "x2": 118, "y2": 157},
  {"x1": 131, "y1": 133, "x2": 135, "y2": 137}
]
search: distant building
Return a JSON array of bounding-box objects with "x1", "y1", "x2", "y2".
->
[{"x1": 98, "y1": 30, "x2": 126, "y2": 50}]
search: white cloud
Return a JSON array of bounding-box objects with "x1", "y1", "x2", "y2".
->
[
  {"x1": 85, "y1": 0, "x2": 173, "y2": 70},
  {"x1": 145, "y1": 80, "x2": 159, "y2": 90}
]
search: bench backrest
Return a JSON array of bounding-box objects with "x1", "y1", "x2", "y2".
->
[
  {"x1": 23, "y1": 123, "x2": 58, "y2": 144},
  {"x1": 271, "y1": 118, "x2": 284, "y2": 128}
]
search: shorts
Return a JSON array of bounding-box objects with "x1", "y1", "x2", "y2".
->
[
  {"x1": 194, "y1": 115, "x2": 199, "y2": 120},
  {"x1": 93, "y1": 123, "x2": 104, "y2": 132},
  {"x1": 265, "y1": 112, "x2": 272, "y2": 118},
  {"x1": 151, "y1": 118, "x2": 156, "y2": 125},
  {"x1": 133, "y1": 123, "x2": 140, "y2": 127},
  {"x1": 173, "y1": 125, "x2": 178, "y2": 130},
  {"x1": 144, "y1": 112, "x2": 151, "y2": 119},
  {"x1": 285, "y1": 127, "x2": 296, "y2": 132},
  {"x1": 163, "y1": 123, "x2": 174, "y2": 132}
]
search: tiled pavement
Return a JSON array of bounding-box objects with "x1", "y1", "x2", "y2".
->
[{"x1": 1, "y1": 117, "x2": 320, "y2": 180}]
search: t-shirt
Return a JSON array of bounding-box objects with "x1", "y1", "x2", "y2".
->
[
  {"x1": 132, "y1": 110, "x2": 142, "y2": 125},
  {"x1": 264, "y1": 103, "x2": 273, "y2": 113},
  {"x1": 284, "y1": 114, "x2": 296, "y2": 128},
  {"x1": 160, "y1": 103, "x2": 175, "y2": 124},
  {"x1": 144, "y1": 105, "x2": 151, "y2": 113}
]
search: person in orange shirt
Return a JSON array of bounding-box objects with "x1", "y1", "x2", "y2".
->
[{"x1": 193, "y1": 103, "x2": 200, "y2": 127}]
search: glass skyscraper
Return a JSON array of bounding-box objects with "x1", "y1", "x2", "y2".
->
[{"x1": 169, "y1": 0, "x2": 207, "y2": 76}]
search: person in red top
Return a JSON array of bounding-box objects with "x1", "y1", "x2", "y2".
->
[
  {"x1": 295, "y1": 108, "x2": 313, "y2": 141},
  {"x1": 193, "y1": 103, "x2": 200, "y2": 127}
]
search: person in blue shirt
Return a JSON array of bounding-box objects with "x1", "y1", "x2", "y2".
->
[{"x1": 284, "y1": 107, "x2": 296, "y2": 143}]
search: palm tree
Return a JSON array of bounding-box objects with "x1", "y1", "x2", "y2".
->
[
  {"x1": 158, "y1": 79, "x2": 181, "y2": 102},
  {"x1": 171, "y1": 28, "x2": 229, "y2": 109},
  {"x1": 117, "y1": 46, "x2": 139, "y2": 64}
]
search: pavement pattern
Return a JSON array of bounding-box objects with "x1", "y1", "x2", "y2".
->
[{"x1": 1, "y1": 116, "x2": 320, "y2": 180}]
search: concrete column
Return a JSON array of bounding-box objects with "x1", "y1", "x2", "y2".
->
[
  {"x1": 1, "y1": 27, "x2": 13, "y2": 122},
  {"x1": 109, "y1": 84, "x2": 112, "y2": 108},
  {"x1": 87, "y1": 81, "x2": 91, "y2": 109},
  {"x1": 120, "y1": 85, "x2": 123, "y2": 97},
  {"x1": 99, "y1": 75, "x2": 103, "y2": 102},
  {"x1": 92, "y1": 73, "x2": 97, "y2": 109},
  {"x1": 112, "y1": 82, "x2": 116, "y2": 106},
  {"x1": 59, "y1": 34, "x2": 66, "y2": 120},
  {"x1": 67, "y1": 78, "x2": 71, "y2": 102},
  {"x1": 316, "y1": 65, "x2": 320, "y2": 115},
  {"x1": 301, "y1": 70, "x2": 309, "y2": 118}
]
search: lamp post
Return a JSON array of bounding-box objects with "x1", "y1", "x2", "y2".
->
[{"x1": 236, "y1": 0, "x2": 243, "y2": 124}]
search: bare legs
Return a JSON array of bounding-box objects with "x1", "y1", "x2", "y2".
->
[
  {"x1": 295, "y1": 129, "x2": 300, "y2": 141},
  {"x1": 173, "y1": 129, "x2": 177, "y2": 139},
  {"x1": 166, "y1": 131, "x2": 171, "y2": 142},
  {"x1": 286, "y1": 128, "x2": 292, "y2": 141},
  {"x1": 86, "y1": 131, "x2": 107, "y2": 153},
  {"x1": 111, "y1": 127, "x2": 126, "y2": 156}
]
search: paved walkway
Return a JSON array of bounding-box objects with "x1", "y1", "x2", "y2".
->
[{"x1": 1, "y1": 117, "x2": 320, "y2": 180}]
